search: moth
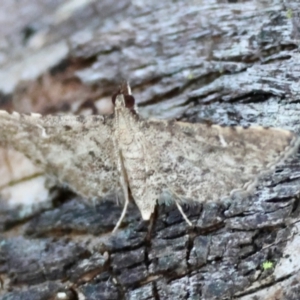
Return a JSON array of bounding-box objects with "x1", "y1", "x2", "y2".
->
[{"x1": 0, "y1": 84, "x2": 299, "y2": 232}]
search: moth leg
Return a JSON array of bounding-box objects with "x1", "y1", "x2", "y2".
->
[
  {"x1": 175, "y1": 201, "x2": 193, "y2": 226},
  {"x1": 112, "y1": 175, "x2": 129, "y2": 232},
  {"x1": 166, "y1": 185, "x2": 193, "y2": 226},
  {"x1": 112, "y1": 142, "x2": 130, "y2": 232}
]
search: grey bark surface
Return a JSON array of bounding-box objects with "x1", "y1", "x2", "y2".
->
[{"x1": 1, "y1": 0, "x2": 300, "y2": 299}]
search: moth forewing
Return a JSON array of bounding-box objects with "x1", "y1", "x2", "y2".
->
[
  {"x1": 137, "y1": 119, "x2": 300, "y2": 217},
  {"x1": 0, "y1": 110, "x2": 119, "y2": 202}
]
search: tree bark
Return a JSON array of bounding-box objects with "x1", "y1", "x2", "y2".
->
[{"x1": 1, "y1": 0, "x2": 300, "y2": 299}]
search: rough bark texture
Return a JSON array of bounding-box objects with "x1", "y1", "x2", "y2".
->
[{"x1": 1, "y1": 0, "x2": 300, "y2": 299}]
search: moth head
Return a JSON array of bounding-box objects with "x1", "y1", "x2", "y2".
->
[
  {"x1": 112, "y1": 94, "x2": 135, "y2": 109},
  {"x1": 112, "y1": 82, "x2": 136, "y2": 112}
]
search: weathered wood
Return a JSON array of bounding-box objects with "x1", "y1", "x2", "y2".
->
[{"x1": 1, "y1": 0, "x2": 300, "y2": 299}]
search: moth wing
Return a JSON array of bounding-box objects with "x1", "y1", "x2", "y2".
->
[
  {"x1": 0, "y1": 111, "x2": 119, "y2": 200},
  {"x1": 140, "y1": 119, "x2": 299, "y2": 203}
]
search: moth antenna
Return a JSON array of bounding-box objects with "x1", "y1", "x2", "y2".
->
[
  {"x1": 126, "y1": 82, "x2": 132, "y2": 95},
  {"x1": 119, "y1": 80, "x2": 131, "y2": 95},
  {"x1": 175, "y1": 201, "x2": 193, "y2": 226}
]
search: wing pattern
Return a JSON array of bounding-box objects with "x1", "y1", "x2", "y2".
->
[
  {"x1": 0, "y1": 111, "x2": 119, "y2": 201},
  {"x1": 139, "y1": 119, "x2": 300, "y2": 204}
]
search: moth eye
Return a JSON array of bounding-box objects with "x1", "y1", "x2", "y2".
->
[
  {"x1": 124, "y1": 95, "x2": 135, "y2": 109},
  {"x1": 111, "y1": 91, "x2": 119, "y2": 106}
]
